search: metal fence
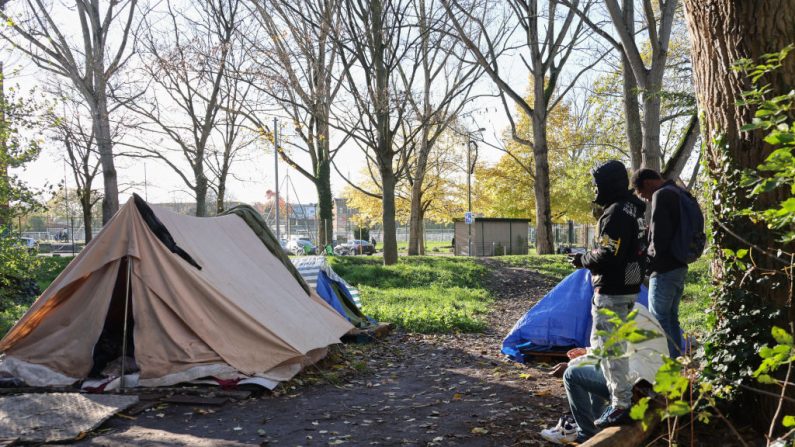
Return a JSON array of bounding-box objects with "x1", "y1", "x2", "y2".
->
[
  {"x1": 23, "y1": 227, "x2": 101, "y2": 243},
  {"x1": 458, "y1": 241, "x2": 527, "y2": 257},
  {"x1": 529, "y1": 222, "x2": 595, "y2": 251}
]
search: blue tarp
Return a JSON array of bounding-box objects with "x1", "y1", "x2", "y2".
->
[
  {"x1": 315, "y1": 271, "x2": 350, "y2": 319},
  {"x1": 501, "y1": 269, "x2": 649, "y2": 362}
]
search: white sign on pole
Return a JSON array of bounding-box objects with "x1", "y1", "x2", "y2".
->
[{"x1": 464, "y1": 212, "x2": 473, "y2": 224}]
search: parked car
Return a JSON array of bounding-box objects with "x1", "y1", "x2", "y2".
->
[
  {"x1": 17, "y1": 237, "x2": 39, "y2": 254},
  {"x1": 287, "y1": 238, "x2": 317, "y2": 255},
  {"x1": 334, "y1": 239, "x2": 375, "y2": 255}
]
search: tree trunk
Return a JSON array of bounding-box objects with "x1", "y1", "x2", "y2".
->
[
  {"x1": 408, "y1": 131, "x2": 430, "y2": 257},
  {"x1": 621, "y1": 0, "x2": 643, "y2": 170},
  {"x1": 640, "y1": 90, "x2": 662, "y2": 171},
  {"x1": 316, "y1": 159, "x2": 333, "y2": 247},
  {"x1": 662, "y1": 115, "x2": 700, "y2": 181},
  {"x1": 195, "y1": 173, "x2": 208, "y2": 217},
  {"x1": 683, "y1": 0, "x2": 795, "y2": 431},
  {"x1": 216, "y1": 174, "x2": 226, "y2": 214},
  {"x1": 380, "y1": 165, "x2": 398, "y2": 265},
  {"x1": 532, "y1": 96, "x2": 554, "y2": 255},
  {"x1": 418, "y1": 215, "x2": 425, "y2": 255},
  {"x1": 80, "y1": 195, "x2": 93, "y2": 243},
  {"x1": 684, "y1": 0, "x2": 794, "y2": 306},
  {"x1": 408, "y1": 183, "x2": 423, "y2": 256},
  {"x1": 371, "y1": 0, "x2": 398, "y2": 266},
  {"x1": 92, "y1": 89, "x2": 119, "y2": 224},
  {"x1": 0, "y1": 60, "x2": 7, "y2": 228}
]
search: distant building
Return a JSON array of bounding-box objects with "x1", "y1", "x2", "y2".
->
[
  {"x1": 332, "y1": 198, "x2": 351, "y2": 242},
  {"x1": 453, "y1": 217, "x2": 531, "y2": 256}
]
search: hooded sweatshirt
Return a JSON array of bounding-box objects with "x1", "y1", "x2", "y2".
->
[{"x1": 581, "y1": 160, "x2": 647, "y2": 295}]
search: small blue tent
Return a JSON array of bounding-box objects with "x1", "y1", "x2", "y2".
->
[
  {"x1": 292, "y1": 256, "x2": 376, "y2": 329},
  {"x1": 501, "y1": 269, "x2": 650, "y2": 363}
]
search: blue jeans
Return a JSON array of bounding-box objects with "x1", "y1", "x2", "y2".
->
[
  {"x1": 564, "y1": 363, "x2": 609, "y2": 439},
  {"x1": 649, "y1": 266, "x2": 688, "y2": 357}
]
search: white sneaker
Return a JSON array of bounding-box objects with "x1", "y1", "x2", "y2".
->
[{"x1": 539, "y1": 415, "x2": 579, "y2": 444}]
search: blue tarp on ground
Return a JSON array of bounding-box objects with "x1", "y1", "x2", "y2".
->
[{"x1": 501, "y1": 269, "x2": 650, "y2": 362}]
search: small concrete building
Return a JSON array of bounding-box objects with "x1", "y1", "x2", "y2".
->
[{"x1": 454, "y1": 217, "x2": 531, "y2": 256}]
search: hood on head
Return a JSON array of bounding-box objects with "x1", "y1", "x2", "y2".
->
[{"x1": 592, "y1": 160, "x2": 630, "y2": 206}]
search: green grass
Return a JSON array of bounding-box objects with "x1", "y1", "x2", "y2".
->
[
  {"x1": 330, "y1": 256, "x2": 491, "y2": 333},
  {"x1": 680, "y1": 257, "x2": 713, "y2": 336},
  {"x1": 497, "y1": 254, "x2": 575, "y2": 281}
]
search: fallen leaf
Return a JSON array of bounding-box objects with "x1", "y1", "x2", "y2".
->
[{"x1": 471, "y1": 427, "x2": 489, "y2": 435}]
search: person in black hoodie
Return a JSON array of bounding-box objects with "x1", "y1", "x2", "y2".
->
[{"x1": 570, "y1": 160, "x2": 647, "y2": 429}]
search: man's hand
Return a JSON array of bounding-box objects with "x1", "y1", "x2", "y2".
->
[
  {"x1": 566, "y1": 347, "x2": 587, "y2": 359},
  {"x1": 569, "y1": 253, "x2": 583, "y2": 268}
]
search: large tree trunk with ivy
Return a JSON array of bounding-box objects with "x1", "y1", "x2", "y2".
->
[{"x1": 683, "y1": 0, "x2": 795, "y2": 430}]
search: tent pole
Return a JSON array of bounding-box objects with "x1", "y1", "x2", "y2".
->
[{"x1": 120, "y1": 256, "x2": 132, "y2": 391}]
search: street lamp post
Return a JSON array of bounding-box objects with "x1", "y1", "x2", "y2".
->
[
  {"x1": 466, "y1": 128, "x2": 485, "y2": 256},
  {"x1": 273, "y1": 118, "x2": 280, "y2": 241}
]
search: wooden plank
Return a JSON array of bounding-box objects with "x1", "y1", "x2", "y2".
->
[
  {"x1": 580, "y1": 421, "x2": 659, "y2": 447},
  {"x1": 580, "y1": 403, "x2": 662, "y2": 447}
]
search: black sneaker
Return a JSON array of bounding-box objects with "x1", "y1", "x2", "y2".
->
[{"x1": 594, "y1": 406, "x2": 631, "y2": 429}]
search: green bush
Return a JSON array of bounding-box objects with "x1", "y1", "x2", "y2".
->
[
  {"x1": 0, "y1": 233, "x2": 42, "y2": 336},
  {"x1": 35, "y1": 256, "x2": 72, "y2": 292}
]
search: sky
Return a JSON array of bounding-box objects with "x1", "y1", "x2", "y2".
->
[{"x1": 7, "y1": 0, "x2": 628, "y2": 210}]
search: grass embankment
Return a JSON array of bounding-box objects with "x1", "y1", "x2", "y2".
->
[
  {"x1": 329, "y1": 256, "x2": 491, "y2": 333},
  {"x1": 496, "y1": 253, "x2": 713, "y2": 336}
]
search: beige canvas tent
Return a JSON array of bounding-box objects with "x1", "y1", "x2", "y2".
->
[{"x1": 0, "y1": 196, "x2": 353, "y2": 389}]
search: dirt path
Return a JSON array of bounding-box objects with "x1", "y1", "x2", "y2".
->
[{"x1": 77, "y1": 260, "x2": 568, "y2": 446}]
